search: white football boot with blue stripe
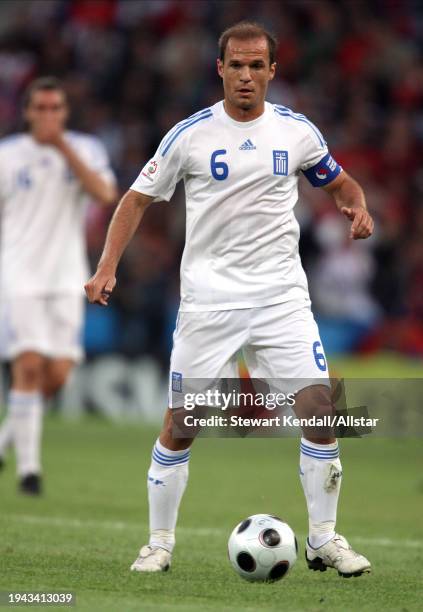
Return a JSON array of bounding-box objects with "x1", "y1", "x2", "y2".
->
[
  {"x1": 130, "y1": 545, "x2": 171, "y2": 572},
  {"x1": 306, "y1": 534, "x2": 371, "y2": 577}
]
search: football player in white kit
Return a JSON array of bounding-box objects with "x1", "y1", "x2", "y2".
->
[
  {"x1": 86, "y1": 23, "x2": 374, "y2": 577},
  {"x1": 0, "y1": 77, "x2": 117, "y2": 494}
]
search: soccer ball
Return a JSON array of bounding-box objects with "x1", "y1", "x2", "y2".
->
[{"x1": 228, "y1": 514, "x2": 297, "y2": 582}]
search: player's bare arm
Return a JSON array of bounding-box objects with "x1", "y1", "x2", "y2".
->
[
  {"x1": 84, "y1": 190, "x2": 153, "y2": 305},
  {"x1": 54, "y1": 136, "x2": 117, "y2": 205},
  {"x1": 323, "y1": 171, "x2": 374, "y2": 240},
  {"x1": 35, "y1": 129, "x2": 117, "y2": 205}
]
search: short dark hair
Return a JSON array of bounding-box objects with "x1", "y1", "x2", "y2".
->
[
  {"x1": 218, "y1": 21, "x2": 277, "y2": 65},
  {"x1": 23, "y1": 76, "x2": 66, "y2": 108}
]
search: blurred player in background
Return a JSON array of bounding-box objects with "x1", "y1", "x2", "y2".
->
[
  {"x1": 0, "y1": 77, "x2": 117, "y2": 494},
  {"x1": 86, "y1": 23, "x2": 373, "y2": 576}
]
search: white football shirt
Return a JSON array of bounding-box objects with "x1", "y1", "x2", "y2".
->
[
  {"x1": 131, "y1": 101, "x2": 341, "y2": 311},
  {"x1": 0, "y1": 131, "x2": 115, "y2": 296}
]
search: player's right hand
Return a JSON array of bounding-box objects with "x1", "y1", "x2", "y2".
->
[{"x1": 84, "y1": 270, "x2": 116, "y2": 306}]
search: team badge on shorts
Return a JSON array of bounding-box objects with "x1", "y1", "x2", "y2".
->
[
  {"x1": 273, "y1": 150, "x2": 288, "y2": 176},
  {"x1": 172, "y1": 371, "x2": 183, "y2": 393}
]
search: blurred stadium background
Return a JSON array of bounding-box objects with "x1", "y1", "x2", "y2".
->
[{"x1": 1, "y1": 0, "x2": 422, "y2": 420}]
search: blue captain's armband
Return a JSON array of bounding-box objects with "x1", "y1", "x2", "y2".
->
[{"x1": 302, "y1": 152, "x2": 342, "y2": 187}]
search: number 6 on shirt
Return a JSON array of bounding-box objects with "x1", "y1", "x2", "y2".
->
[{"x1": 210, "y1": 149, "x2": 229, "y2": 180}]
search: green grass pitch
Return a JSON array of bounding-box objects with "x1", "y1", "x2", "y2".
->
[{"x1": 0, "y1": 414, "x2": 422, "y2": 611}]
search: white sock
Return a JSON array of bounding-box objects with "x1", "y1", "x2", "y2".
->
[
  {"x1": 299, "y1": 438, "x2": 342, "y2": 549},
  {"x1": 9, "y1": 390, "x2": 43, "y2": 476},
  {"x1": 0, "y1": 415, "x2": 14, "y2": 457},
  {"x1": 147, "y1": 439, "x2": 190, "y2": 553}
]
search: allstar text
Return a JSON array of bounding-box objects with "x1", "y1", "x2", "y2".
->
[{"x1": 183, "y1": 415, "x2": 379, "y2": 428}]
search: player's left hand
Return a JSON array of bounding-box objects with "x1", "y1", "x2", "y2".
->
[
  {"x1": 341, "y1": 207, "x2": 374, "y2": 240},
  {"x1": 84, "y1": 268, "x2": 116, "y2": 306}
]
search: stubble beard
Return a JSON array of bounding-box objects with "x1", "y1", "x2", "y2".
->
[
  {"x1": 231, "y1": 93, "x2": 257, "y2": 111},
  {"x1": 238, "y1": 100, "x2": 254, "y2": 110}
]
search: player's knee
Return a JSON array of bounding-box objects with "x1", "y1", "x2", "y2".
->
[
  {"x1": 296, "y1": 385, "x2": 334, "y2": 419},
  {"x1": 313, "y1": 398, "x2": 335, "y2": 420},
  {"x1": 12, "y1": 353, "x2": 45, "y2": 390}
]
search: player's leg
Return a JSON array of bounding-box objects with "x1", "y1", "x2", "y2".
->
[
  {"x1": 149, "y1": 409, "x2": 193, "y2": 552},
  {"x1": 244, "y1": 300, "x2": 370, "y2": 577},
  {"x1": 292, "y1": 384, "x2": 358, "y2": 574},
  {"x1": 43, "y1": 358, "x2": 75, "y2": 399},
  {"x1": 0, "y1": 355, "x2": 65, "y2": 472},
  {"x1": 130, "y1": 408, "x2": 193, "y2": 572},
  {"x1": 131, "y1": 309, "x2": 247, "y2": 573},
  {"x1": 296, "y1": 387, "x2": 370, "y2": 575},
  {"x1": 0, "y1": 296, "x2": 49, "y2": 493},
  {"x1": 14, "y1": 294, "x2": 83, "y2": 493},
  {"x1": 9, "y1": 351, "x2": 46, "y2": 494}
]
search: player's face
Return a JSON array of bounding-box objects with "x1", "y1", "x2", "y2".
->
[
  {"x1": 217, "y1": 37, "x2": 276, "y2": 117},
  {"x1": 25, "y1": 89, "x2": 68, "y2": 136}
]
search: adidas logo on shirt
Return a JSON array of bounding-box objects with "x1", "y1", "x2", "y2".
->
[{"x1": 239, "y1": 139, "x2": 256, "y2": 150}]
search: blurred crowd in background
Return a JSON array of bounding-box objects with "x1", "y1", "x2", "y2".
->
[{"x1": 1, "y1": 0, "x2": 423, "y2": 365}]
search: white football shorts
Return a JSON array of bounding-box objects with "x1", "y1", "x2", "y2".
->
[
  {"x1": 0, "y1": 294, "x2": 84, "y2": 362},
  {"x1": 169, "y1": 299, "x2": 329, "y2": 408}
]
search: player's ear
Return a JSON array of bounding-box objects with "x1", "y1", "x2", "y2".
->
[
  {"x1": 217, "y1": 59, "x2": 224, "y2": 79},
  {"x1": 269, "y1": 63, "x2": 276, "y2": 81}
]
